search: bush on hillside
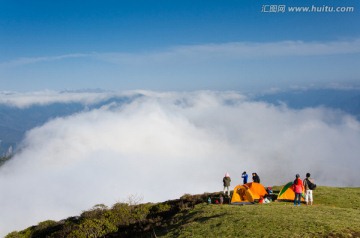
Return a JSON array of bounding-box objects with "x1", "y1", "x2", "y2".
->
[{"x1": 67, "y1": 218, "x2": 117, "y2": 238}]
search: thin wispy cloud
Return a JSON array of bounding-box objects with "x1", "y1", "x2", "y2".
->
[
  {"x1": 0, "y1": 53, "x2": 90, "y2": 68},
  {"x1": 88, "y1": 38, "x2": 360, "y2": 65},
  {"x1": 1, "y1": 39, "x2": 358, "y2": 92},
  {"x1": 171, "y1": 39, "x2": 360, "y2": 57},
  {"x1": 2, "y1": 39, "x2": 360, "y2": 68}
]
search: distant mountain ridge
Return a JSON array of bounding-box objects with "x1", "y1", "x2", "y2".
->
[
  {"x1": 0, "y1": 94, "x2": 139, "y2": 155},
  {"x1": 254, "y1": 88, "x2": 360, "y2": 120}
]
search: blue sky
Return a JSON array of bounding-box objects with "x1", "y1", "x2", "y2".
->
[{"x1": 1, "y1": 0, "x2": 360, "y2": 92}]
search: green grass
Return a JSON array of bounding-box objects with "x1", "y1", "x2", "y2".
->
[
  {"x1": 160, "y1": 203, "x2": 360, "y2": 237},
  {"x1": 158, "y1": 186, "x2": 360, "y2": 238},
  {"x1": 314, "y1": 186, "x2": 360, "y2": 209},
  {"x1": 6, "y1": 186, "x2": 360, "y2": 238}
]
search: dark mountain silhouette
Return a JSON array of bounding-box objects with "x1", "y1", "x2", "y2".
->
[{"x1": 0, "y1": 94, "x2": 141, "y2": 155}]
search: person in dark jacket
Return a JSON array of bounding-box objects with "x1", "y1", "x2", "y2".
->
[
  {"x1": 252, "y1": 172, "x2": 260, "y2": 183},
  {"x1": 303, "y1": 172, "x2": 314, "y2": 205},
  {"x1": 223, "y1": 172, "x2": 231, "y2": 196}
]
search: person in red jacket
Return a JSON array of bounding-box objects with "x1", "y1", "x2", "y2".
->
[{"x1": 293, "y1": 174, "x2": 303, "y2": 206}]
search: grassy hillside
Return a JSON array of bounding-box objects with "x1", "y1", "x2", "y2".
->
[{"x1": 6, "y1": 186, "x2": 360, "y2": 238}]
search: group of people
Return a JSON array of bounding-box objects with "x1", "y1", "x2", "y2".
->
[
  {"x1": 241, "y1": 171, "x2": 260, "y2": 184},
  {"x1": 293, "y1": 173, "x2": 315, "y2": 206},
  {"x1": 222, "y1": 171, "x2": 261, "y2": 196},
  {"x1": 222, "y1": 171, "x2": 316, "y2": 206}
]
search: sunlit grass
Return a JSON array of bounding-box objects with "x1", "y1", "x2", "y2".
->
[
  {"x1": 6, "y1": 186, "x2": 360, "y2": 237},
  {"x1": 160, "y1": 186, "x2": 360, "y2": 237}
]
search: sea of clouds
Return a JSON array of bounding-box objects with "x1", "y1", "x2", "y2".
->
[{"x1": 0, "y1": 90, "x2": 359, "y2": 236}]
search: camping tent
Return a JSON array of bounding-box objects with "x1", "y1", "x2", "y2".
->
[
  {"x1": 231, "y1": 182, "x2": 267, "y2": 204},
  {"x1": 277, "y1": 182, "x2": 305, "y2": 201}
]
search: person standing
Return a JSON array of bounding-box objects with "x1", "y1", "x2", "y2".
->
[
  {"x1": 223, "y1": 172, "x2": 231, "y2": 196},
  {"x1": 252, "y1": 172, "x2": 260, "y2": 183},
  {"x1": 303, "y1": 173, "x2": 314, "y2": 205},
  {"x1": 293, "y1": 174, "x2": 303, "y2": 206},
  {"x1": 241, "y1": 171, "x2": 248, "y2": 184}
]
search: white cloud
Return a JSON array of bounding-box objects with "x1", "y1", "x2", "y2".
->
[
  {"x1": 0, "y1": 53, "x2": 89, "y2": 68},
  {"x1": 0, "y1": 90, "x2": 137, "y2": 108},
  {"x1": 0, "y1": 91, "x2": 359, "y2": 236},
  {"x1": 93, "y1": 38, "x2": 360, "y2": 64}
]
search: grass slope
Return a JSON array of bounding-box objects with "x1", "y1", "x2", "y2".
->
[
  {"x1": 6, "y1": 186, "x2": 360, "y2": 238},
  {"x1": 158, "y1": 186, "x2": 360, "y2": 237},
  {"x1": 161, "y1": 200, "x2": 360, "y2": 237}
]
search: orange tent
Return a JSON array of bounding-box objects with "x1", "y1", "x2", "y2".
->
[{"x1": 231, "y1": 182, "x2": 267, "y2": 204}]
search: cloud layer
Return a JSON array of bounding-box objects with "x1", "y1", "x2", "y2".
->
[{"x1": 0, "y1": 91, "x2": 360, "y2": 235}]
